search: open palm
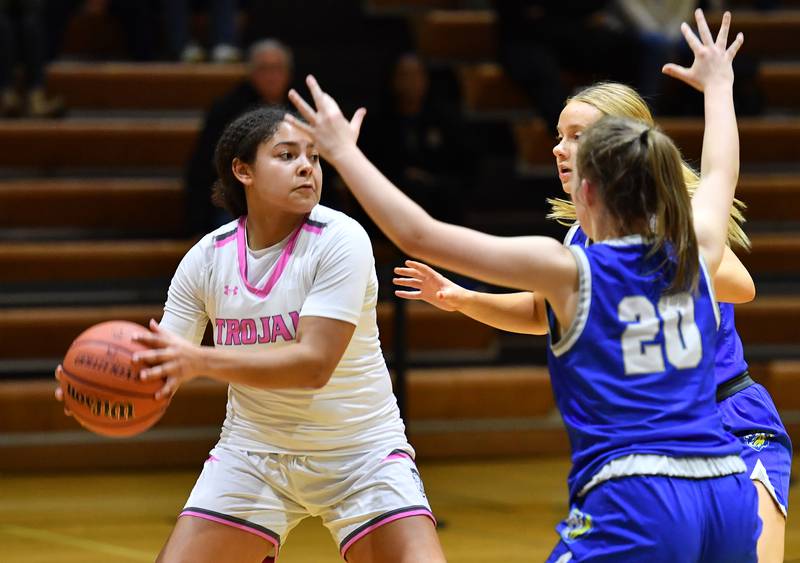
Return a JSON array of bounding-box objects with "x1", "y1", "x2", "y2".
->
[
  {"x1": 662, "y1": 10, "x2": 744, "y2": 92},
  {"x1": 393, "y1": 260, "x2": 468, "y2": 312}
]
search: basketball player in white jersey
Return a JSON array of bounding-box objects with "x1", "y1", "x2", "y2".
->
[{"x1": 110, "y1": 107, "x2": 444, "y2": 563}]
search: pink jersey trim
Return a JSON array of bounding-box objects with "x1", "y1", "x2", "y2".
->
[
  {"x1": 180, "y1": 511, "x2": 280, "y2": 553},
  {"x1": 237, "y1": 216, "x2": 304, "y2": 299},
  {"x1": 302, "y1": 224, "x2": 323, "y2": 235},
  {"x1": 383, "y1": 452, "x2": 413, "y2": 462},
  {"x1": 214, "y1": 233, "x2": 237, "y2": 248},
  {"x1": 206, "y1": 455, "x2": 220, "y2": 463},
  {"x1": 339, "y1": 509, "x2": 435, "y2": 558}
]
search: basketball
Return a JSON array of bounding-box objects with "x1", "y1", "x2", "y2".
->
[{"x1": 59, "y1": 320, "x2": 169, "y2": 438}]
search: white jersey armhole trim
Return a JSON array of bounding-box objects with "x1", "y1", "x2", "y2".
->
[
  {"x1": 699, "y1": 255, "x2": 720, "y2": 329},
  {"x1": 551, "y1": 245, "x2": 592, "y2": 358},
  {"x1": 563, "y1": 223, "x2": 581, "y2": 246}
]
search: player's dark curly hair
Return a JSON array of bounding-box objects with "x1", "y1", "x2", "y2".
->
[{"x1": 212, "y1": 106, "x2": 299, "y2": 217}]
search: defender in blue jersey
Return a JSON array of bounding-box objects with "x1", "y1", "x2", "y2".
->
[
  {"x1": 544, "y1": 234, "x2": 755, "y2": 562},
  {"x1": 392, "y1": 65, "x2": 790, "y2": 563},
  {"x1": 568, "y1": 223, "x2": 791, "y2": 559},
  {"x1": 288, "y1": 8, "x2": 759, "y2": 561},
  {"x1": 715, "y1": 301, "x2": 791, "y2": 554}
]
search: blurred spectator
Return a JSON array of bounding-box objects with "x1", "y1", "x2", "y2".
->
[
  {"x1": 614, "y1": 0, "x2": 697, "y2": 111},
  {"x1": 704, "y1": 0, "x2": 781, "y2": 9},
  {"x1": 244, "y1": 0, "x2": 363, "y2": 47},
  {"x1": 0, "y1": 0, "x2": 63, "y2": 117},
  {"x1": 493, "y1": 0, "x2": 640, "y2": 133},
  {"x1": 648, "y1": 1, "x2": 764, "y2": 116},
  {"x1": 50, "y1": 0, "x2": 240, "y2": 62},
  {"x1": 362, "y1": 53, "x2": 473, "y2": 227},
  {"x1": 164, "y1": 0, "x2": 241, "y2": 63},
  {"x1": 184, "y1": 39, "x2": 292, "y2": 235},
  {"x1": 48, "y1": 0, "x2": 160, "y2": 61},
  {"x1": 90, "y1": 0, "x2": 158, "y2": 61}
]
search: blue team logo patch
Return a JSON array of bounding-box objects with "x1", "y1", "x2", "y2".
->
[
  {"x1": 560, "y1": 507, "x2": 593, "y2": 544},
  {"x1": 743, "y1": 432, "x2": 774, "y2": 452}
]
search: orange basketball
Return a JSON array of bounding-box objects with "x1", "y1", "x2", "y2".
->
[{"x1": 60, "y1": 320, "x2": 169, "y2": 438}]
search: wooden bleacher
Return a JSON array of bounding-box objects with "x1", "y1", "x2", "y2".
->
[
  {"x1": 0, "y1": 366, "x2": 563, "y2": 471},
  {"x1": 0, "y1": 240, "x2": 192, "y2": 283},
  {"x1": 514, "y1": 117, "x2": 800, "y2": 166},
  {"x1": 47, "y1": 62, "x2": 247, "y2": 110},
  {"x1": 459, "y1": 62, "x2": 800, "y2": 113},
  {"x1": 0, "y1": 178, "x2": 184, "y2": 233},
  {"x1": 1, "y1": 231, "x2": 796, "y2": 286},
  {"x1": 0, "y1": 302, "x2": 498, "y2": 362},
  {"x1": 3, "y1": 358, "x2": 800, "y2": 471},
  {"x1": 3, "y1": 116, "x2": 798, "y2": 173},
  {"x1": 1, "y1": 2, "x2": 799, "y2": 468},
  {"x1": 736, "y1": 174, "x2": 800, "y2": 223},
  {"x1": 417, "y1": 10, "x2": 800, "y2": 61},
  {"x1": 0, "y1": 119, "x2": 197, "y2": 169}
]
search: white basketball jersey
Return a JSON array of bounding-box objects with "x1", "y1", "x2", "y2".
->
[{"x1": 160, "y1": 205, "x2": 410, "y2": 455}]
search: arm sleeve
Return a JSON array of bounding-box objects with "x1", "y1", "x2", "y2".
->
[
  {"x1": 160, "y1": 241, "x2": 210, "y2": 345},
  {"x1": 300, "y1": 221, "x2": 374, "y2": 326}
]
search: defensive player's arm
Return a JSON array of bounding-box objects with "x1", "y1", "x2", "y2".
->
[
  {"x1": 455, "y1": 291, "x2": 548, "y2": 335},
  {"x1": 713, "y1": 246, "x2": 755, "y2": 304},
  {"x1": 663, "y1": 11, "x2": 743, "y2": 274},
  {"x1": 394, "y1": 260, "x2": 548, "y2": 334}
]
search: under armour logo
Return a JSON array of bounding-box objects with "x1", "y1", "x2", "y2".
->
[{"x1": 224, "y1": 285, "x2": 239, "y2": 296}]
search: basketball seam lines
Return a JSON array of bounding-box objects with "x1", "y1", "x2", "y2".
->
[
  {"x1": 69, "y1": 339, "x2": 140, "y2": 356},
  {"x1": 60, "y1": 366, "x2": 160, "y2": 400},
  {"x1": 75, "y1": 405, "x2": 168, "y2": 429}
]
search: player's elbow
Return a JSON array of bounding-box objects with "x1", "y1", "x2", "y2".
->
[
  {"x1": 303, "y1": 356, "x2": 336, "y2": 389},
  {"x1": 307, "y1": 365, "x2": 334, "y2": 389},
  {"x1": 740, "y1": 280, "x2": 756, "y2": 303}
]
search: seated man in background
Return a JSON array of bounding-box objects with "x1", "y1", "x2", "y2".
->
[{"x1": 184, "y1": 39, "x2": 292, "y2": 235}]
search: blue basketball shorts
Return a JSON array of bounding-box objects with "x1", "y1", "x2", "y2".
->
[
  {"x1": 718, "y1": 382, "x2": 792, "y2": 516},
  {"x1": 546, "y1": 473, "x2": 761, "y2": 562}
]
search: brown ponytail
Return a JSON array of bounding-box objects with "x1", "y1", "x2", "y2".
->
[{"x1": 577, "y1": 116, "x2": 699, "y2": 294}]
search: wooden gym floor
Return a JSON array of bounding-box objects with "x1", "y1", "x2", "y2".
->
[{"x1": 0, "y1": 457, "x2": 798, "y2": 563}]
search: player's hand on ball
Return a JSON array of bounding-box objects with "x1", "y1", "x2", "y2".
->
[
  {"x1": 133, "y1": 319, "x2": 203, "y2": 400},
  {"x1": 53, "y1": 364, "x2": 72, "y2": 416}
]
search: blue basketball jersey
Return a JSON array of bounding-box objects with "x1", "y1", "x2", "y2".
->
[
  {"x1": 565, "y1": 224, "x2": 749, "y2": 388},
  {"x1": 715, "y1": 303, "x2": 748, "y2": 386},
  {"x1": 547, "y1": 235, "x2": 742, "y2": 500},
  {"x1": 564, "y1": 223, "x2": 589, "y2": 248}
]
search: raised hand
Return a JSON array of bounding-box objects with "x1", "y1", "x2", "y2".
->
[
  {"x1": 287, "y1": 75, "x2": 366, "y2": 163},
  {"x1": 393, "y1": 260, "x2": 469, "y2": 312},
  {"x1": 132, "y1": 319, "x2": 202, "y2": 400},
  {"x1": 662, "y1": 10, "x2": 743, "y2": 92}
]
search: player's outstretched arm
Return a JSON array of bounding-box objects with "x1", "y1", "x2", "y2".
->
[
  {"x1": 286, "y1": 76, "x2": 577, "y2": 311},
  {"x1": 394, "y1": 260, "x2": 547, "y2": 334},
  {"x1": 663, "y1": 9, "x2": 743, "y2": 275}
]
